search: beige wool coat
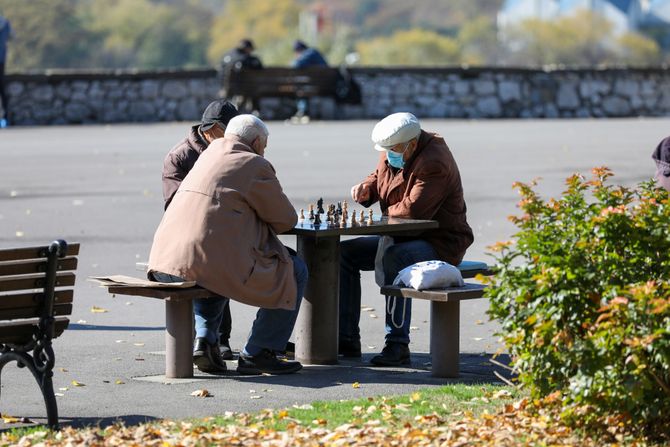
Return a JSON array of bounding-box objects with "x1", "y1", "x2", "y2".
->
[{"x1": 148, "y1": 135, "x2": 298, "y2": 310}]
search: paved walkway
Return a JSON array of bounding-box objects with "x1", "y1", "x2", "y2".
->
[{"x1": 0, "y1": 118, "x2": 667, "y2": 428}]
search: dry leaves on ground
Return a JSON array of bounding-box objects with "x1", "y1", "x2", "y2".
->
[{"x1": 3, "y1": 395, "x2": 653, "y2": 446}]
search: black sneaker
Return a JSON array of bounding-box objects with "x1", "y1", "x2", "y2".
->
[
  {"x1": 370, "y1": 342, "x2": 410, "y2": 366},
  {"x1": 273, "y1": 341, "x2": 295, "y2": 357},
  {"x1": 193, "y1": 337, "x2": 227, "y2": 374},
  {"x1": 237, "y1": 349, "x2": 302, "y2": 375},
  {"x1": 219, "y1": 339, "x2": 234, "y2": 360},
  {"x1": 338, "y1": 339, "x2": 362, "y2": 358}
]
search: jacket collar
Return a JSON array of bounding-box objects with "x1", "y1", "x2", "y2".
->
[{"x1": 188, "y1": 125, "x2": 209, "y2": 155}]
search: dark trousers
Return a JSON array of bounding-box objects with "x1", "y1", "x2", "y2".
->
[
  {"x1": 218, "y1": 300, "x2": 232, "y2": 343},
  {"x1": 0, "y1": 63, "x2": 7, "y2": 120}
]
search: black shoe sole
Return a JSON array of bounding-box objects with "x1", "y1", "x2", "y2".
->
[
  {"x1": 236, "y1": 363, "x2": 303, "y2": 375},
  {"x1": 194, "y1": 354, "x2": 228, "y2": 374},
  {"x1": 370, "y1": 356, "x2": 411, "y2": 367}
]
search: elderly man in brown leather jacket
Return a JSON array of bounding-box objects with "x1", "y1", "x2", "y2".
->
[{"x1": 339, "y1": 112, "x2": 474, "y2": 366}]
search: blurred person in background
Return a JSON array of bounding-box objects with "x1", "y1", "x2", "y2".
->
[
  {"x1": 0, "y1": 12, "x2": 12, "y2": 128},
  {"x1": 291, "y1": 40, "x2": 328, "y2": 121},
  {"x1": 220, "y1": 39, "x2": 263, "y2": 114},
  {"x1": 652, "y1": 136, "x2": 670, "y2": 192}
]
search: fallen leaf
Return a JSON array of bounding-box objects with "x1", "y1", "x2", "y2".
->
[
  {"x1": 115, "y1": 380, "x2": 125, "y2": 385},
  {"x1": 250, "y1": 395, "x2": 262, "y2": 399},
  {"x1": 59, "y1": 368, "x2": 68, "y2": 372},
  {"x1": 77, "y1": 320, "x2": 87, "y2": 324},
  {"x1": 71, "y1": 380, "x2": 85, "y2": 387},
  {"x1": 90, "y1": 306, "x2": 108, "y2": 313},
  {"x1": 473, "y1": 337, "x2": 483, "y2": 341},
  {"x1": 369, "y1": 314, "x2": 378, "y2": 319},
  {"x1": 352, "y1": 382, "x2": 361, "y2": 389},
  {"x1": 58, "y1": 387, "x2": 68, "y2": 392},
  {"x1": 2, "y1": 415, "x2": 20, "y2": 424},
  {"x1": 476, "y1": 320, "x2": 484, "y2": 325},
  {"x1": 54, "y1": 393, "x2": 65, "y2": 397},
  {"x1": 133, "y1": 343, "x2": 145, "y2": 347},
  {"x1": 190, "y1": 389, "x2": 211, "y2": 397},
  {"x1": 410, "y1": 392, "x2": 421, "y2": 402}
]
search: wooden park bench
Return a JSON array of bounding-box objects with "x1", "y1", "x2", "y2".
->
[
  {"x1": 227, "y1": 66, "x2": 341, "y2": 101},
  {"x1": 380, "y1": 260, "x2": 493, "y2": 379},
  {"x1": 0, "y1": 240, "x2": 79, "y2": 428}
]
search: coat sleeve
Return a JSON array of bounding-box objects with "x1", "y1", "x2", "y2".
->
[
  {"x1": 162, "y1": 152, "x2": 186, "y2": 210},
  {"x1": 246, "y1": 161, "x2": 297, "y2": 233},
  {"x1": 387, "y1": 162, "x2": 453, "y2": 219}
]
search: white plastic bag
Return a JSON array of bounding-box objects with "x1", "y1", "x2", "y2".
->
[{"x1": 392, "y1": 260, "x2": 464, "y2": 290}]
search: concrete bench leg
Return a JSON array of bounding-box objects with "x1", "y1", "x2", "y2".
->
[
  {"x1": 430, "y1": 300, "x2": 460, "y2": 378},
  {"x1": 165, "y1": 299, "x2": 194, "y2": 378}
]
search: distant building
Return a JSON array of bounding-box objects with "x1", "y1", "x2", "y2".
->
[
  {"x1": 498, "y1": 0, "x2": 668, "y2": 33},
  {"x1": 498, "y1": 0, "x2": 670, "y2": 47}
]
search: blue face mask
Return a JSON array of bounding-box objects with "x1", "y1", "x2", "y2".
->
[{"x1": 386, "y1": 143, "x2": 408, "y2": 169}]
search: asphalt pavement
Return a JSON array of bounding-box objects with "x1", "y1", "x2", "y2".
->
[{"x1": 0, "y1": 117, "x2": 667, "y2": 428}]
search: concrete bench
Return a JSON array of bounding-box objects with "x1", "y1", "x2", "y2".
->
[
  {"x1": 103, "y1": 282, "x2": 212, "y2": 379},
  {"x1": 380, "y1": 260, "x2": 491, "y2": 379},
  {"x1": 0, "y1": 240, "x2": 79, "y2": 428}
]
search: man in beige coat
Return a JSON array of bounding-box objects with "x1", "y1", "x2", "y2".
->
[{"x1": 148, "y1": 114, "x2": 306, "y2": 375}]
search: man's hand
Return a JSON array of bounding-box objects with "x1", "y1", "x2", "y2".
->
[{"x1": 351, "y1": 183, "x2": 370, "y2": 203}]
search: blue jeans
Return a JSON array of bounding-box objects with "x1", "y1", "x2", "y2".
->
[
  {"x1": 152, "y1": 253, "x2": 308, "y2": 353},
  {"x1": 339, "y1": 236, "x2": 438, "y2": 345}
]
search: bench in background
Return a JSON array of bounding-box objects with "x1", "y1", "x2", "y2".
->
[
  {"x1": 227, "y1": 66, "x2": 340, "y2": 102},
  {"x1": 0, "y1": 240, "x2": 79, "y2": 428},
  {"x1": 380, "y1": 260, "x2": 492, "y2": 379}
]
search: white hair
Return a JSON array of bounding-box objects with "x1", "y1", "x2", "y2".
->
[{"x1": 224, "y1": 114, "x2": 269, "y2": 145}]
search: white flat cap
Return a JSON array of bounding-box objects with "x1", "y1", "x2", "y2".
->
[{"x1": 371, "y1": 112, "x2": 421, "y2": 151}]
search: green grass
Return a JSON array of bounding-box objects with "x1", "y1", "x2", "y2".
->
[{"x1": 203, "y1": 383, "x2": 522, "y2": 430}]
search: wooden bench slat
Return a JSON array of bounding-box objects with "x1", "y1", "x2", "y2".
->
[
  {"x1": 0, "y1": 290, "x2": 74, "y2": 309},
  {"x1": 0, "y1": 272, "x2": 76, "y2": 293},
  {"x1": 380, "y1": 283, "x2": 486, "y2": 302},
  {"x1": 0, "y1": 304, "x2": 73, "y2": 320},
  {"x1": 0, "y1": 243, "x2": 80, "y2": 262},
  {"x1": 0, "y1": 257, "x2": 78, "y2": 276},
  {"x1": 107, "y1": 285, "x2": 213, "y2": 301},
  {"x1": 0, "y1": 317, "x2": 69, "y2": 344}
]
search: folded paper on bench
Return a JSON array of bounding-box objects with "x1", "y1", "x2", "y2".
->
[{"x1": 88, "y1": 275, "x2": 196, "y2": 288}]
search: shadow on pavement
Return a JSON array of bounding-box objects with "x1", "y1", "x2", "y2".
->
[{"x1": 67, "y1": 324, "x2": 165, "y2": 331}]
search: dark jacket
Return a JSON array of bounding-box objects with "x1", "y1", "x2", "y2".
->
[
  {"x1": 221, "y1": 48, "x2": 262, "y2": 78},
  {"x1": 162, "y1": 125, "x2": 209, "y2": 210},
  {"x1": 292, "y1": 48, "x2": 328, "y2": 68},
  {"x1": 358, "y1": 130, "x2": 474, "y2": 265}
]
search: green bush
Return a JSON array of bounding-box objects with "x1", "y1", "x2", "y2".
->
[{"x1": 485, "y1": 167, "x2": 670, "y2": 431}]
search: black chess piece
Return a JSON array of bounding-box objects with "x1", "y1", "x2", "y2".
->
[
  {"x1": 317, "y1": 198, "x2": 324, "y2": 214},
  {"x1": 337, "y1": 202, "x2": 342, "y2": 215},
  {"x1": 313, "y1": 212, "x2": 321, "y2": 226}
]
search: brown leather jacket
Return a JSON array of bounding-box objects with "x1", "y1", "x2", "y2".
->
[
  {"x1": 358, "y1": 130, "x2": 473, "y2": 265},
  {"x1": 162, "y1": 125, "x2": 208, "y2": 210}
]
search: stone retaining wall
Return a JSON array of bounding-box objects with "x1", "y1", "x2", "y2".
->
[{"x1": 4, "y1": 67, "x2": 670, "y2": 125}]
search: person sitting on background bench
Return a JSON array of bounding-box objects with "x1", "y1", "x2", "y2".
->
[
  {"x1": 149, "y1": 114, "x2": 306, "y2": 375},
  {"x1": 220, "y1": 38, "x2": 263, "y2": 113},
  {"x1": 652, "y1": 135, "x2": 670, "y2": 192},
  {"x1": 162, "y1": 98, "x2": 239, "y2": 360},
  {"x1": 338, "y1": 112, "x2": 474, "y2": 366},
  {"x1": 291, "y1": 40, "x2": 328, "y2": 121}
]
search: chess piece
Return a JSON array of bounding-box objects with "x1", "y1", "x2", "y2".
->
[
  {"x1": 342, "y1": 210, "x2": 348, "y2": 222},
  {"x1": 314, "y1": 212, "x2": 321, "y2": 226},
  {"x1": 299, "y1": 209, "x2": 305, "y2": 220},
  {"x1": 350, "y1": 211, "x2": 357, "y2": 225},
  {"x1": 360, "y1": 210, "x2": 364, "y2": 222},
  {"x1": 337, "y1": 202, "x2": 342, "y2": 215},
  {"x1": 309, "y1": 208, "x2": 314, "y2": 220},
  {"x1": 317, "y1": 198, "x2": 324, "y2": 214},
  {"x1": 339, "y1": 219, "x2": 346, "y2": 228},
  {"x1": 367, "y1": 209, "x2": 373, "y2": 225}
]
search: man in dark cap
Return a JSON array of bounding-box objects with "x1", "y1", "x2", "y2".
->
[
  {"x1": 652, "y1": 136, "x2": 670, "y2": 192},
  {"x1": 162, "y1": 99, "x2": 239, "y2": 363},
  {"x1": 220, "y1": 39, "x2": 263, "y2": 113}
]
